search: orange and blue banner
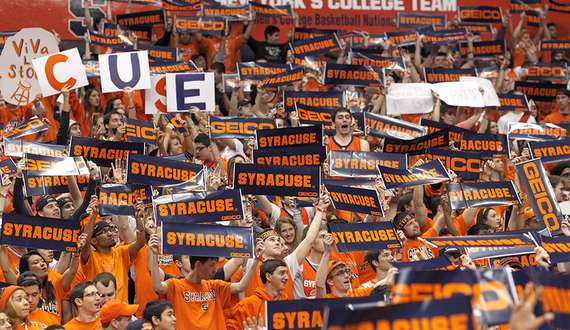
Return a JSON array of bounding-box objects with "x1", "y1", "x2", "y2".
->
[
  {"x1": 385, "y1": 30, "x2": 419, "y2": 47},
  {"x1": 538, "y1": 40, "x2": 570, "y2": 51},
  {"x1": 328, "y1": 221, "x2": 399, "y2": 251},
  {"x1": 330, "y1": 150, "x2": 407, "y2": 178},
  {"x1": 293, "y1": 27, "x2": 337, "y2": 41},
  {"x1": 125, "y1": 118, "x2": 156, "y2": 145},
  {"x1": 70, "y1": 136, "x2": 145, "y2": 167},
  {"x1": 424, "y1": 68, "x2": 477, "y2": 83},
  {"x1": 514, "y1": 81, "x2": 559, "y2": 102},
  {"x1": 174, "y1": 15, "x2": 226, "y2": 35},
  {"x1": 254, "y1": 145, "x2": 326, "y2": 166},
  {"x1": 350, "y1": 53, "x2": 406, "y2": 71},
  {"x1": 149, "y1": 61, "x2": 198, "y2": 74},
  {"x1": 24, "y1": 154, "x2": 89, "y2": 177},
  {"x1": 100, "y1": 183, "x2": 153, "y2": 216},
  {"x1": 23, "y1": 173, "x2": 89, "y2": 197},
  {"x1": 323, "y1": 63, "x2": 384, "y2": 87},
  {"x1": 324, "y1": 296, "x2": 473, "y2": 330},
  {"x1": 263, "y1": 68, "x2": 304, "y2": 88},
  {"x1": 283, "y1": 90, "x2": 343, "y2": 112},
  {"x1": 365, "y1": 111, "x2": 427, "y2": 140},
  {"x1": 459, "y1": 40, "x2": 506, "y2": 60},
  {"x1": 397, "y1": 12, "x2": 446, "y2": 28},
  {"x1": 233, "y1": 163, "x2": 320, "y2": 197},
  {"x1": 426, "y1": 148, "x2": 481, "y2": 180},
  {"x1": 201, "y1": 0, "x2": 250, "y2": 20},
  {"x1": 238, "y1": 61, "x2": 290, "y2": 83},
  {"x1": 256, "y1": 125, "x2": 323, "y2": 149},
  {"x1": 459, "y1": 131, "x2": 509, "y2": 158},
  {"x1": 0, "y1": 159, "x2": 17, "y2": 177},
  {"x1": 326, "y1": 184, "x2": 384, "y2": 216},
  {"x1": 209, "y1": 116, "x2": 277, "y2": 140},
  {"x1": 516, "y1": 158, "x2": 564, "y2": 235},
  {"x1": 507, "y1": 122, "x2": 567, "y2": 140},
  {"x1": 290, "y1": 33, "x2": 340, "y2": 57},
  {"x1": 378, "y1": 159, "x2": 450, "y2": 189},
  {"x1": 447, "y1": 181, "x2": 520, "y2": 209},
  {"x1": 153, "y1": 189, "x2": 244, "y2": 223},
  {"x1": 127, "y1": 153, "x2": 206, "y2": 189},
  {"x1": 498, "y1": 93, "x2": 530, "y2": 112},
  {"x1": 2, "y1": 116, "x2": 49, "y2": 139},
  {"x1": 161, "y1": 222, "x2": 253, "y2": 258},
  {"x1": 138, "y1": 44, "x2": 178, "y2": 63},
  {"x1": 422, "y1": 28, "x2": 467, "y2": 46},
  {"x1": 458, "y1": 6, "x2": 504, "y2": 23},
  {"x1": 383, "y1": 128, "x2": 449, "y2": 155},
  {"x1": 3, "y1": 138, "x2": 66, "y2": 158},
  {"x1": 250, "y1": 2, "x2": 292, "y2": 17},
  {"x1": 425, "y1": 233, "x2": 536, "y2": 249},
  {"x1": 88, "y1": 31, "x2": 132, "y2": 47},
  {"x1": 548, "y1": 0, "x2": 570, "y2": 13},
  {"x1": 531, "y1": 271, "x2": 570, "y2": 329},
  {"x1": 0, "y1": 213, "x2": 81, "y2": 252},
  {"x1": 525, "y1": 62, "x2": 568, "y2": 82},
  {"x1": 116, "y1": 10, "x2": 165, "y2": 27},
  {"x1": 528, "y1": 137, "x2": 570, "y2": 163}
]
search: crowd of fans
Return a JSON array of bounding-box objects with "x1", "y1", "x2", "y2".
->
[{"x1": 0, "y1": 1, "x2": 569, "y2": 330}]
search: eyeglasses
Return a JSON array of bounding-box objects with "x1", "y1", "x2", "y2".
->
[
  {"x1": 329, "y1": 269, "x2": 351, "y2": 278},
  {"x1": 95, "y1": 225, "x2": 118, "y2": 237},
  {"x1": 83, "y1": 291, "x2": 102, "y2": 298},
  {"x1": 195, "y1": 146, "x2": 207, "y2": 152}
]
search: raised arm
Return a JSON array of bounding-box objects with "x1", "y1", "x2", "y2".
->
[
  {"x1": 148, "y1": 234, "x2": 169, "y2": 294},
  {"x1": 314, "y1": 233, "x2": 333, "y2": 299},
  {"x1": 80, "y1": 196, "x2": 100, "y2": 263},
  {"x1": 229, "y1": 239, "x2": 263, "y2": 294},
  {"x1": 293, "y1": 194, "x2": 330, "y2": 266},
  {"x1": 60, "y1": 233, "x2": 87, "y2": 289},
  {"x1": 128, "y1": 199, "x2": 147, "y2": 257}
]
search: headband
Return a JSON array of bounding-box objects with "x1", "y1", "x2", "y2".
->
[
  {"x1": 259, "y1": 230, "x2": 279, "y2": 241},
  {"x1": 396, "y1": 213, "x2": 414, "y2": 231}
]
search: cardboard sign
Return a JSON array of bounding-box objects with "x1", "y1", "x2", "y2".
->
[
  {"x1": 291, "y1": 55, "x2": 323, "y2": 72},
  {"x1": 290, "y1": 33, "x2": 341, "y2": 57},
  {"x1": 532, "y1": 271, "x2": 570, "y2": 330},
  {"x1": 458, "y1": 6, "x2": 503, "y2": 23},
  {"x1": 209, "y1": 116, "x2": 277, "y2": 140},
  {"x1": 426, "y1": 148, "x2": 481, "y2": 180},
  {"x1": 378, "y1": 159, "x2": 450, "y2": 189},
  {"x1": 254, "y1": 145, "x2": 326, "y2": 166},
  {"x1": 548, "y1": 0, "x2": 570, "y2": 13},
  {"x1": 103, "y1": 23, "x2": 152, "y2": 43},
  {"x1": 397, "y1": 12, "x2": 446, "y2": 28},
  {"x1": 233, "y1": 163, "x2": 320, "y2": 197},
  {"x1": 430, "y1": 81, "x2": 485, "y2": 107},
  {"x1": 459, "y1": 131, "x2": 509, "y2": 158},
  {"x1": 153, "y1": 189, "x2": 244, "y2": 223},
  {"x1": 425, "y1": 234, "x2": 536, "y2": 249},
  {"x1": 459, "y1": 76, "x2": 501, "y2": 106},
  {"x1": 174, "y1": 15, "x2": 226, "y2": 35},
  {"x1": 138, "y1": 44, "x2": 178, "y2": 63},
  {"x1": 515, "y1": 158, "x2": 564, "y2": 235},
  {"x1": 0, "y1": 159, "x2": 17, "y2": 177},
  {"x1": 161, "y1": 222, "x2": 253, "y2": 258},
  {"x1": 351, "y1": 33, "x2": 387, "y2": 48},
  {"x1": 386, "y1": 83, "x2": 434, "y2": 115},
  {"x1": 424, "y1": 68, "x2": 478, "y2": 83},
  {"x1": 88, "y1": 31, "x2": 132, "y2": 47},
  {"x1": 32, "y1": 48, "x2": 88, "y2": 97},
  {"x1": 262, "y1": 68, "x2": 304, "y2": 88},
  {"x1": 4, "y1": 138, "x2": 65, "y2": 158},
  {"x1": 125, "y1": 118, "x2": 156, "y2": 145},
  {"x1": 0, "y1": 28, "x2": 59, "y2": 106},
  {"x1": 458, "y1": 23, "x2": 493, "y2": 33},
  {"x1": 328, "y1": 222, "x2": 400, "y2": 253},
  {"x1": 447, "y1": 181, "x2": 520, "y2": 209},
  {"x1": 166, "y1": 72, "x2": 215, "y2": 112},
  {"x1": 99, "y1": 51, "x2": 151, "y2": 93},
  {"x1": 538, "y1": 40, "x2": 570, "y2": 51},
  {"x1": 330, "y1": 150, "x2": 407, "y2": 178},
  {"x1": 0, "y1": 213, "x2": 81, "y2": 252},
  {"x1": 237, "y1": 61, "x2": 290, "y2": 84},
  {"x1": 509, "y1": 0, "x2": 542, "y2": 13},
  {"x1": 145, "y1": 75, "x2": 166, "y2": 114},
  {"x1": 70, "y1": 136, "x2": 145, "y2": 167},
  {"x1": 24, "y1": 173, "x2": 89, "y2": 197},
  {"x1": 326, "y1": 185, "x2": 385, "y2": 217},
  {"x1": 365, "y1": 111, "x2": 427, "y2": 140}
]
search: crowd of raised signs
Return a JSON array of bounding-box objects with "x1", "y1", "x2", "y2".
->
[{"x1": 0, "y1": 1, "x2": 570, "y2": 330}]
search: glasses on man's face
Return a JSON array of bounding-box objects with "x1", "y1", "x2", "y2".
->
[
  {"x1": 329, "y1": 269, "x2": 351, "y2": 278},
  {"x1": 83, "y1": 291, "x2": 102, "y2": 298},
  {"x1": 95, "y1": 225, "x2": 117, "y2": 237}
]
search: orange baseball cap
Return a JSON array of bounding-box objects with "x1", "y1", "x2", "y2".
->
[{"x1": 100, "y1": 299, "x2": 139, "y2": 324}]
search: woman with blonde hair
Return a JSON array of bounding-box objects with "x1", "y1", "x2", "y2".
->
[{"x1": 0, "y1": 286, "x2": 40, "y2": 330}]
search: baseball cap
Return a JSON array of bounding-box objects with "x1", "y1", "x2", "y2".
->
[
  {"x1": 556, "y1": 88, "x2": 569, "y2": 97},
  {"x1": 237, "y1": 99, "x2": 253, "y2": 108},
  {"x1": 93, "y1": 220, "x2": 111, "y2": 236},
  {"x1": 36, "y1": 195, "x2": 57, "y2": 213},
  {"x1": 100, "y1": 299, "x2": 139, "y2": 324},
  {"x1": 57, "y1": 197, "x2": 73, "y2": 209},
  {"x1": 17, "y1": 271, "x2": 42, "y2": 287},
  {"x1": 326, "y1": 260, "x2": 347, "y2": 278}
]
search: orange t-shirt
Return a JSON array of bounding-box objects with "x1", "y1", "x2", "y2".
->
[
  {"x1": 330, "y1": 250, "x2": 365, "y2": 290},
  {"x1": 15, "y1": 325, "x2": 41, "y2": 330},
  {"x1": 29, "y1": 308, "x2": 60, "y2": 329},
  {"x1": 233, "y1": 260, "x2": 295, "y2": 300},
  {"x1": 300, "y1": 257, "x2": 318, "y2": 297},
  {"x1": 540, "y1": 111, "x2": 570, "y2": 124},
  {"x1": 226, "y1": 287, "x2": 287, "y2": 330},
  {"x1": 328, "y1": 136, "x2": 362, "y2": 152},
  {"x1": 210, "y1": 35, "x2": 247, "y2": 73},
  {"x1": 400, "y1": 227, "x2": 438, "y2": 262},
  {"x1": 63, "y1": 316, "x2": 101, "y2": 330},
  {"x1": 133, "y1": 245, "x2": 181, "y2": 318},
  {"x1": 44, "y1": 270, "x2": 68, "y2": 322},
  {"x1": 165, "y1": 278, "x2": 234, "y2": 330},
  {"x1": 81, "y1": 244, "x2": 136, "y2": 303}
]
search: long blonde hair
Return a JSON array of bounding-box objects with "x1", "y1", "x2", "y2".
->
[
  {"x1": 5, "y1": 289, "x2": 31, "y2": 327},
  {"x1": 275, "y1": 217, "x2": 301, "y2": 252}
]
